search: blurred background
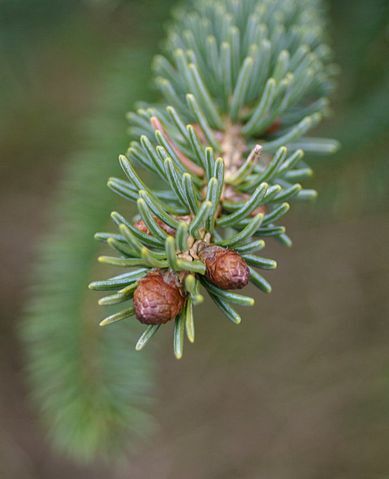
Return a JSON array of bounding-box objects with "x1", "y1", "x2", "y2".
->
[{"x1": 0, "y1": 0, "x2": 388, "y2": 478}]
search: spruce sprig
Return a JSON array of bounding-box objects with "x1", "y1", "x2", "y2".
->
[{"x1": 90, "y1": 0, "x2": 338, "y2": 358}]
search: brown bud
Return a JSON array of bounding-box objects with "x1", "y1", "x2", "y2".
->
[
  {"x1": 266, "y1": 117, "x2": 282, "y2": 135},
  {"x1": 251, "y1": 205, "x2": 267, "y2": 217},
  {"x1": 133, "y1": 219, "x2": 150, "y2": 235},
  {"x1": 133, "y1": 216, "x2": 191, "y2": 237},
  {"x1": 133, "y1": 270, "x2": 186, "y2": 324},
  {"x1": 198, "y1": 244, "x2": 249, "y2": 290}
]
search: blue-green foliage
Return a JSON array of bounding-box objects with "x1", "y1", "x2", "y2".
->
[{"x1": 91, "y1": 0, "x2": 338, "y2": 357}]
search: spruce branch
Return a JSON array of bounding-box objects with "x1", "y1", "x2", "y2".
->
[{"x1": 91, "y1": 0, "x2": 339, "y2": 358}]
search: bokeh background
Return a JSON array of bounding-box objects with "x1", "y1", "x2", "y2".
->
[{"x1": 0, "y1": 0, "x2": 388, "y2": 477}]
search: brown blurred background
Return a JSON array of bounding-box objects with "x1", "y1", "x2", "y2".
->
[{"x1": 0, "y1": 0, "x2": 388, "y2": 478}]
